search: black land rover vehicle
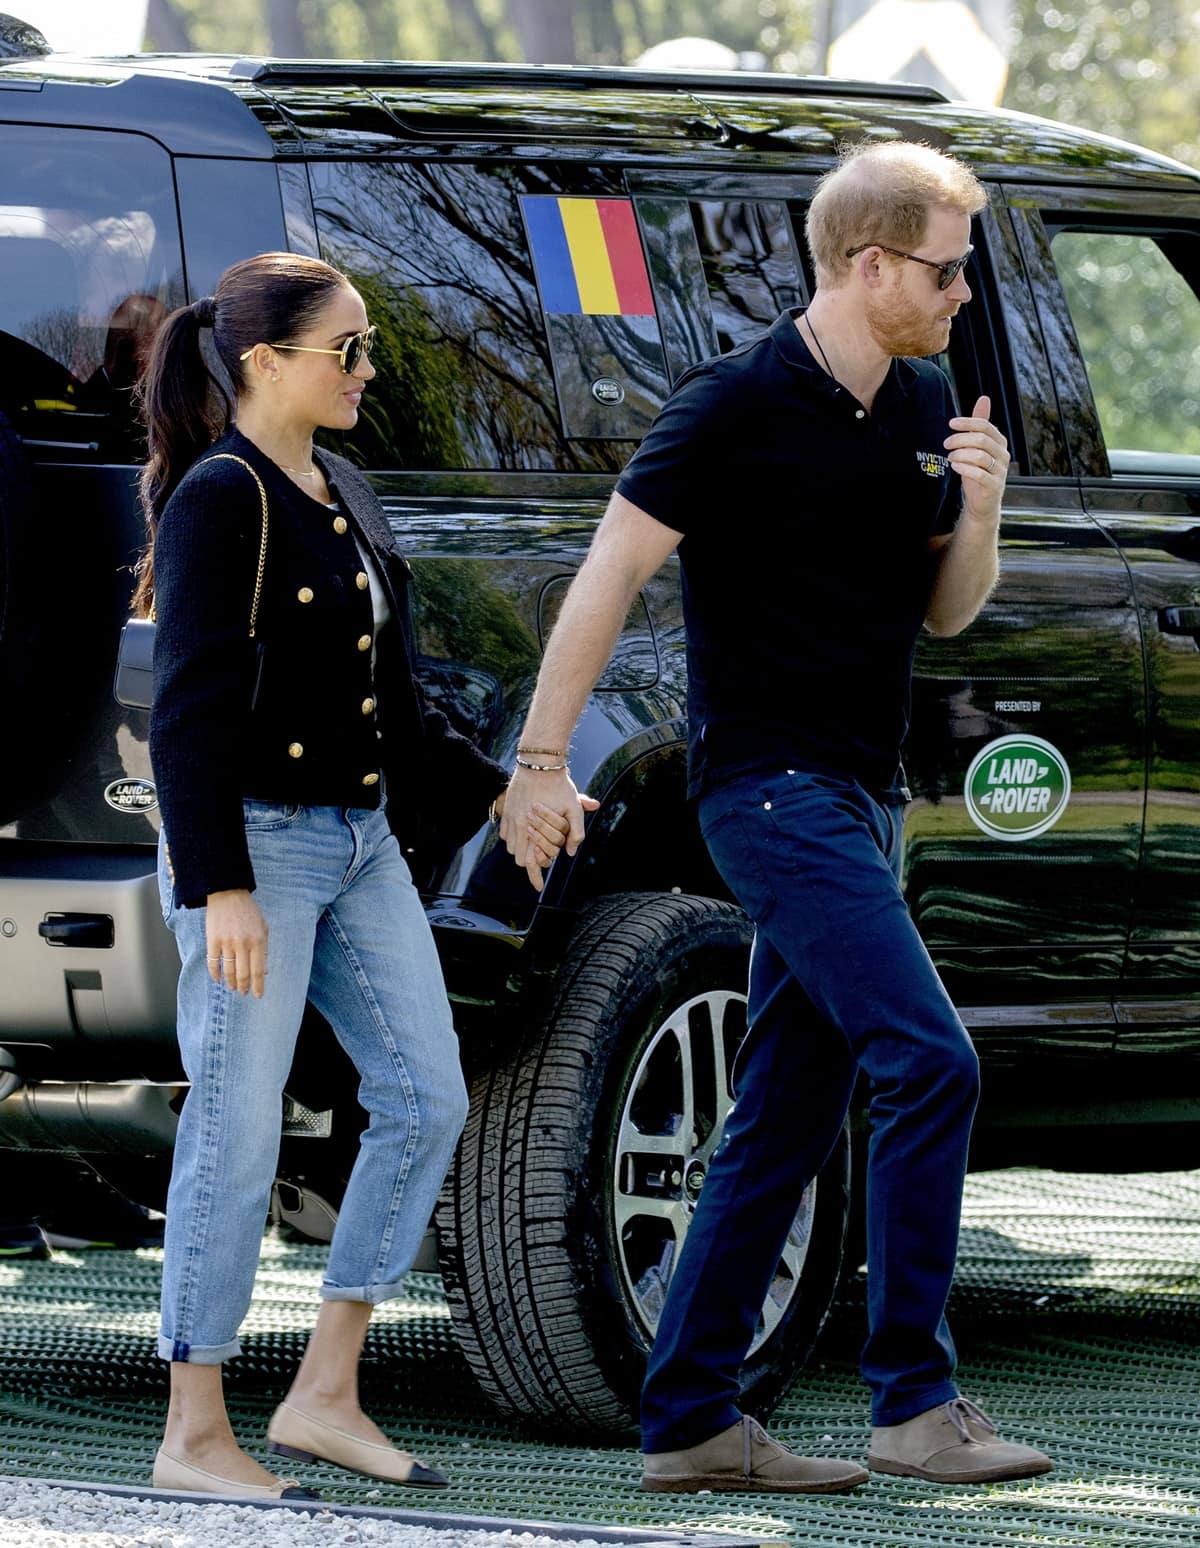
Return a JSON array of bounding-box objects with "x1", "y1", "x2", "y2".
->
[{"x1": 1, "y1": 13, "x2": 1199, "y2": 1437}]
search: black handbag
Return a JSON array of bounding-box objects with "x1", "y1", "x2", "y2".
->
[{"x1": 114, "y1": 454, "x2": 270, "y2": 711}]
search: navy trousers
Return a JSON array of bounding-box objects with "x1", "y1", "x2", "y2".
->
[{"x1": 640, "y1": 768, "x2": 980, "y2": 1452}]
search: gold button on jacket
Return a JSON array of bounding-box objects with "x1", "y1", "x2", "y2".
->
[
  {"x1": 355, "y1": 571, "x2": 369, "y2": 590},
  {"x1": 362, "y1": 698, "x2": 375, "y2": 715},
  {"x1": 332, "y1": 515, "x2": 348, "y2": 534},
  {"x1": 362, "y1": 771, "x2": 380, "y2": 786},
  {"x1": 148, "y1": 431, "x2": 508, "y2": 908}
]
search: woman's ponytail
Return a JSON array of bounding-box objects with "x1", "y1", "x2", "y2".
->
[{"x1": 132, "y1": 298, "x2": 230, "y2": 617}]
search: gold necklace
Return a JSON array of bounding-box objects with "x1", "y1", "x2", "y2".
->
[{"x1": 280, "y1": 463, "x2": 319, "y2": 479}]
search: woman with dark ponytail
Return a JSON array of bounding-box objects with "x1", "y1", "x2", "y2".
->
[{"x1": 140, "y1": 253, "x2": 579, "y2": 1499}]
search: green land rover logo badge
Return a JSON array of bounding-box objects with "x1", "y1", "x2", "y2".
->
[{"x1": 964, "y1": 734, "x2": 1071, "y2": 841}]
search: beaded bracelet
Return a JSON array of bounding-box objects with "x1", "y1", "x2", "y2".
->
[{"x1": 518, "y1": 746, "x2": 566, "y2": 758}]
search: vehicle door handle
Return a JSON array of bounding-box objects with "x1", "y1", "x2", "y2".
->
[
  {"x1": 38, "y1": 913, "x2": 114, "y2": 948},
  {"x1": 1158, "y1": 606, "x2": 1200, "y2": 635}
]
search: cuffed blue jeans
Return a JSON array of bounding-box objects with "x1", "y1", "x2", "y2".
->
[
  {"x1": 641, "y1": 768, "x2": 980, "y2": 1450},
  {"x1": 156, "y1": 800, "x2": 468, "y2": 1364}
]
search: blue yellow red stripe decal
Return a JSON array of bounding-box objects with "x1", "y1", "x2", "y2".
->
[{"x1": 521, "y1": 196, "x2": 655, "y2": 316}]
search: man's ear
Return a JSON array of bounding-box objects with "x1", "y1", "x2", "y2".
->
[{"x1": 853, "y1": 245, "x2": 887, "y2": 290}]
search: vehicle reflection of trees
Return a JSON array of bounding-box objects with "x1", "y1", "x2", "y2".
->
[
  {"x1": 327, "y1": 270, "x2": 464, "y2": 470},
  {"x1": 310, "y1": 159, "x2": 632, "y2": 473},
  {"x1": 694, "y1": 200, "x2": 801, "y2": 352},
  {"x1": 1144, "y1": 627, "x2": 1200, "y2": 797},
  {"x1": 984, "y1": 205, "x2": 1070, "y2": 475},
  {"x1": 548, "y1": 311, "x2": 669, "y2": 426},
  {"x1": 77, "y1": 293, "x2": 166, "y2": 460},
  {"x1": 416, "y1": 657, "x2": 505, "y2": 746},
  {"x1": 410, "y1": 557, "x2": 540, "y2": 697},
  {"x1": 908, "y1": 550, "x2": 1145, "y2": 803},
  {"x1": 371, "y1": 86, "x2": 724, "y2": 148},
  {"x1": 689, "y1": 102, "x2": 1149, "y2": 175},
  {"x1": 638, "y1": 198, "x2": 719, "y2": 370},
  {"x1": 1016, "y1": 214, "x2": 1110, "y2": 475}
]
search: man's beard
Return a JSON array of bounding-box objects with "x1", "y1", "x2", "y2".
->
[{"x1": 865, "y1": 288, "x2": 951, "y2": 358}]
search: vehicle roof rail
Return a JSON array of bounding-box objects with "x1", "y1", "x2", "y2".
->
[{"x1": 227, "y1": 58, "x2": 949, "y2": 105}]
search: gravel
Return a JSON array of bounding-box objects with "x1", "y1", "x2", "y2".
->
[{"x1": 0, "y1": 1480, "x2": 668, "y2": 1548}]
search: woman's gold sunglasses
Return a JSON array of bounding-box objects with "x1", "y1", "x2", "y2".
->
[{"x1": 239, "y1": 325, "x2": 377, "y2": 375}]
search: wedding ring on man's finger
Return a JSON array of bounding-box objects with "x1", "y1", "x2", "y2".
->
[{"x1": 987, "y1": 454, "x2": 996, "y2": 471}]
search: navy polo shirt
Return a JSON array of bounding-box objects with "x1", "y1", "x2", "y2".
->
[{"x1": 616, "y1": 306, "x2": 962, "y2": 800}]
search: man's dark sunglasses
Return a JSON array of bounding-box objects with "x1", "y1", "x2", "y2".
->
[{"x1": 845, "y1": 243, "x2": 974, "y2": 290}]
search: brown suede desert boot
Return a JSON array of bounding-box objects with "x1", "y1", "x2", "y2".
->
[
  {"x1": 641, "y1": 1416, "x2": 868, "y2": 1494},
  {"x1": 869, "y1": 1397, "x2": 1052, "y2": 1484}
]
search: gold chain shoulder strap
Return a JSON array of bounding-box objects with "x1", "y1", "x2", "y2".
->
[{"x1": 199, "y1": 453, "x2": 270, "y2": 639}]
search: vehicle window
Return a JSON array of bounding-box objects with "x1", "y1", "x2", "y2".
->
[
  {"x1": 308, "y1": 161, "x2": 656, "y2": 472},
  {"x1": 692, "y1": 200, "x2": 803, "y2": 353},
  {"x1": 0, "y1": 127, "x2": 183, "y2": 462},
  {"x1": 637, "y1": 196, "x2": 805, "y2": 381},
  {"x1": 175, "y1": 160, "x2": 288, "y2": 302},
  {"x1": 1051, "y1": 228, "x2": 1200, "y2": 475}
]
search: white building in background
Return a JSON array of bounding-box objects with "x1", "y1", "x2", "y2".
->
[
  {"x1": 634, "y1": 37, "x2": 767, "y2": 72},
  {"x1": 826, "y1": 0, "x2": 1012, "y2": 104},
  {"x1": 12, "y1": 1, "x2": 150, "y2": 54}
]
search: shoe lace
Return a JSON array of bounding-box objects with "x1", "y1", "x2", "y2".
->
[
  {"x1": 946, "y1": 1397, "x2": 998, "y2": 1443},
  {"x1": 741, "y1": 1416, "x2": 786, "y2": 1476}
]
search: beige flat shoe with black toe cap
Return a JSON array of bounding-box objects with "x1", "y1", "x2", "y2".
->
[
  {"x1": 267, "y1": 1401, "x2": 449, "y2": 1487},
  {"x1": 152, "y1": 1447, "x2": 320, "y2": 1499}
]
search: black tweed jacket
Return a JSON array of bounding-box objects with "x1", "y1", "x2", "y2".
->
[{"x1": 150, "y1": 427, "x2": 507, "y2": 908}]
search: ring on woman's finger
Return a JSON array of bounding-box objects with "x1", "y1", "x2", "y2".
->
[
  {"x1": 987, "y1": 453, "x2": 996, "y2": 471},
  {"x1": 206, "y1": 956, "x2": 222, "y2": 963}
]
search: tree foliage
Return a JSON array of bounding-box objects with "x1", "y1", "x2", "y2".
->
[
  {"x1": 146, "y1": 0, "x2": 1198, "y2": 171},
  {"x1": 1005, "y1": 0, "x2": 1200, "y2": 171}
]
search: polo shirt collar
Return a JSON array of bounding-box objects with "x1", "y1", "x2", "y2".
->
[{"x1": 769, "y1": 306, "x2": 919, "y2": 398}]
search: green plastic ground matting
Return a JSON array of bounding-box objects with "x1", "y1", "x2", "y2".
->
[{"x1": 2, "y1": 1167, "x2": 1198, "y2": 1548}]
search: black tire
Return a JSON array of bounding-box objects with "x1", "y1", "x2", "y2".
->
[{"x1": 437, "y1": 891, "x2": 850, "y2": 1436}]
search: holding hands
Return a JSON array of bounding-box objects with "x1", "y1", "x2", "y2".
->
[
  {"x1": 500, "y1": 766, "x2": 599, "y2": 892},
  {"x1": 206, "y1": 784, "x2": 588, "y2": 997}
]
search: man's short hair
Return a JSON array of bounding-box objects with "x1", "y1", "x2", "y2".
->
[{"x1": 806, "y1": 141, "x2": 987, "y2": 284}]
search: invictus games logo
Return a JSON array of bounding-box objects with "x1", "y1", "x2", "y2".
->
[
  {"x1": 916, "y1": 450, "x2": 950, "y2": 478},
  {"x1": 104, "y1": 778, "x2": 158, "y2": 813},
  {"x1": 964, "y1": 735, "x2": 1071, "y2": 841}
]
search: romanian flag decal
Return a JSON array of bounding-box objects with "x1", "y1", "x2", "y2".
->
[{"x1": 521, "y1": 196, "x2": 655, "y2": 317}]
